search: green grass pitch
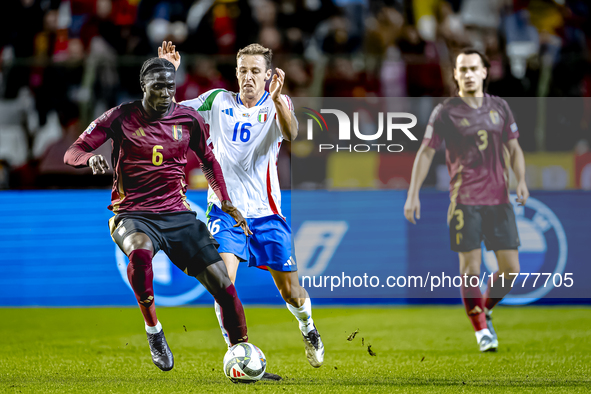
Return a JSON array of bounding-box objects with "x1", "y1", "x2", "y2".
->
[{"x1": 2, "y1": 306, "x2": 590, "y2": 393}]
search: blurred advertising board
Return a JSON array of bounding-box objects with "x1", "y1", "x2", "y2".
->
[{"x1": 1, "y1": 190, "x2": 589, "y2": 306}]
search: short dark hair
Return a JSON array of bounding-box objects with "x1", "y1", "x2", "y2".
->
[
  {"x1": 452, "y1": 48, "x2": 491, "y2": 91},
  {"x1": 236, "y1": 43, "x2": 273, "y2": 70},
  {"x1": 139, "y1": 57, "x2": 176, "y2": 84}
]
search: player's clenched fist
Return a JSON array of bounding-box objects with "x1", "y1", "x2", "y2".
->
[
  {"x1": 222, "y1": 200, "x2": 253, "y2": 236},
  {"x1": 88, "y1": 155, "x2": 109, "y2": 175},
  {"x1": 404, "y1": 196, "x2": 421, "y2": 225}
]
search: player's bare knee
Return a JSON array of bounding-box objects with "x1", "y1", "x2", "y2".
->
[
  {"x1": 464, "y1": 269, "x2": 481, "y2": 277},
  {"x1": 123, "y1": 233, "x2": 153, "y2": 256},
  {"x1": 500, "y1": 263, "x2": 520, "y2": 276},
  {"x1": 460, "y1": 262, "x2": 481, "y2": 277}
]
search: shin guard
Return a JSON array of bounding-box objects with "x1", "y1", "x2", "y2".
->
[
  {"x1": 214, "y1": 284, "x2": 248, "y2": 345},
  {"x1": 127, "y1": 249, "x2": 157, "y2": 326}
]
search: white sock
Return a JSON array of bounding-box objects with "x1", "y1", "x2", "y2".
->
[
  {"x1": 214, "y1": 301, "x2": 231, "y2": 347},
  {"x1": 145, "y1": 321, "x2": 162, "y2": 334},
  {"x1": 286, "y1": 298, "x2": 315, "y2": 334},
  {"x1": 475, "y1": 328, "x2": 492, "y2": 343}
]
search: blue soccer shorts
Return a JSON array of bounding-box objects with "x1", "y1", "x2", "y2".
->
[{"x1": 206, "y1": 204, "x2": 297, "y2": 272}]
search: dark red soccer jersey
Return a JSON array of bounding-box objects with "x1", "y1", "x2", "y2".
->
[
  {"x1": 422, "y1": 95, "x2": 519, "y2": 206},
  {"x1": 64, "y1": 101, "x2": 230, "y2": 213}
]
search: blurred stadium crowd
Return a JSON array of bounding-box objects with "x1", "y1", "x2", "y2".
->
[{"x1": 0, "y1": 0, "x2": 590, "y2": 190}]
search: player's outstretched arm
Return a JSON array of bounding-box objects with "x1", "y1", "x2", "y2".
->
[
  {"x1": 270, "y1": 68, "x2": 298, "y2": 141},
  {"x1": 506, "y1": 138, "x2": 529, "y2": 206},
  {"x1": 189, "y1": 115, "x2": 252, "y2": 235},
  {"x1": 64, "y1": 141, "x2": 109, "y2": 175},
  {"x1": 197, "y1": 149, "x2": 252, "y2": 236},
  {"x1": 64, "y1": 126, "x2": 110, "y2": 174},
  {"x1": 199, "y1": 154, "x2": 252, "y2": 235},
  {"x1": 198, "y1": 147, "x2": 252, "y2": 236},
  {"x1": 158, "y1": 41, "x2": 181, "y2": 71},
  {"x1": 404, "y1": 145, "x2": 436, "y2": 224}
]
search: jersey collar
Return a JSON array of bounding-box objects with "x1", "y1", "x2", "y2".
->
[{"x1": 237, "y1": 91, "x2": 269, "y2": 107}]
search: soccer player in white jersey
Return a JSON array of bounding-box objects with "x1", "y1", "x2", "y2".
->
[{"x1": 159, "y1": 42, "x2": 324, "y2": 369}]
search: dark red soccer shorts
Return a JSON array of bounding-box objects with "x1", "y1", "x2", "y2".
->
[{"x1": 109, "y1": 211, "x2": 221, "y2": 276}]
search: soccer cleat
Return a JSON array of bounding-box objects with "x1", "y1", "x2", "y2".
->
[
  {"x1": 147, "y1": 330, "x2": 174, "y2": 371},
  {"x1": 260, "y1": 371, "x2": 283, "y2": 381},
  {"x1": 479, "y1": 334, "x2": 498, "y2": 352},
  {"x1": 302, "y1": 326, "x2": 324, "y2": 368},
  {"x1": 484, "y1": 309, "x2": 499, "y2": 349}
]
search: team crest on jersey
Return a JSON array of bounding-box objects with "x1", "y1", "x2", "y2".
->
[
  {"x1": 84, "y1": 122, "x2": 96, "y2": 134},
  {"x1": 489, "y1": 110, "x2": 500, "y2": 125},
  {"x1": 172, "y1": 125, "x2": 182, "y2": 141},
  {"x1": 258, "y1": 108, "x2": 269, "y2": 123}
]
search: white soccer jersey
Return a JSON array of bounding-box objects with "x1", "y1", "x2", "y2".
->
[{"x1": 182, "y1": 89, "x2": 296, "y2": 218}]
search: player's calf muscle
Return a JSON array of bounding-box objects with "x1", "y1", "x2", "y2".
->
[
  {"x1": 127, "y1": 249, "x2": 156, "y2": 309},
  {"x1": 282, "y1": 285, "x2": 308, "y2": 307}
]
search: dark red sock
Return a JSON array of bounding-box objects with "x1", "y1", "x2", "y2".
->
[
  {"x1": 461, "y1": 275, "x2": 486, "y2": 331},
  {"x1": 127, "y1": 249, "x2": 158, "y2": 326},
  {"x1": 484, "y1": 272, "x2": 512, "y2": 311},
  {"x1": 214, "y1": 284, "x2": 248, "y2": 345}
]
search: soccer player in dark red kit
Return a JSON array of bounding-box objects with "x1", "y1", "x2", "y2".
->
[
  {"x1": 64, "y1": 58, "x2": 251, "y2": 371},
  {"x1": 404, "y1": 49, "x2": 529, "y2": 352}
]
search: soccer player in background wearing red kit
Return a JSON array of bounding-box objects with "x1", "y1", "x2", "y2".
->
[
  {"x1": 404, "y1": 49, "x2": 530, "y2": 352},
  {"x1": 64, "y1": 58, "x2": 251, "y2": 371}
]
